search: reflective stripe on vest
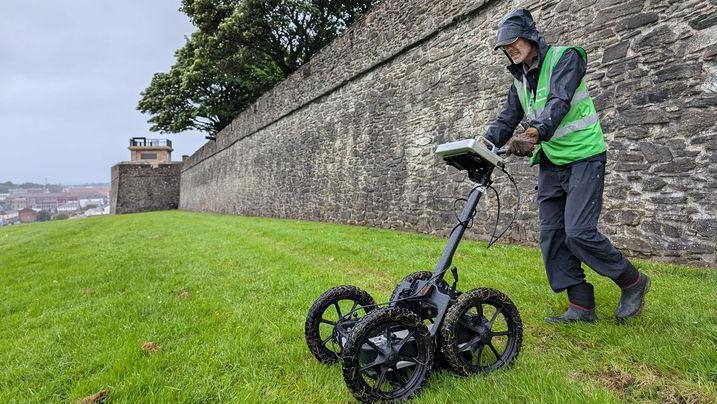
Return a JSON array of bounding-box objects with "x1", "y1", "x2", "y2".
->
[
  {"x1": 512, "y1": 45, "x2": 606, "y2": 165},
  {"x1": 553, "y1": 112, "x2": 599, "y2": 138}
]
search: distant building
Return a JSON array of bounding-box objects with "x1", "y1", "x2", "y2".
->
[
  {"x1": 26, "y1": 188, "x2": 48, "y2": 195},
  {"x1": 0, "y1": 210, "x2": 19, "y2": 226},
  {"x1": 0, "y1": 211, "x2": 18, "y2": 221},
  {"x1": 18, "y1": 208, "x2": 37, "y2": 223},
  {"x1": 0, "y1": 193, "x2": 9, "y2": 201},
  {"x1": 128, "y1": 137, "x2": 173, "y2": 164},
  {"x1": 64, "y1": 187, "x2": 110, "y2": 199},
  {"x1": 79, "y1": 198, "x2": 105, "y2": 208},
  {"x1": 10, "y1": 197, "x2": 27, "y2": 210},
  {"x1": 57, "y1": 200, "x2": 81, "y2": 212},
  {"x1": 84, "y1": 207, "x2": 107, "y2": 217},
  {"x1": 33, "y1": 199, "x2": 58, "y2": 213}
]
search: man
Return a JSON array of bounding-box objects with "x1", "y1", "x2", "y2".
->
[{"x1": 483, "y1": 8, "x2": 650, "y2": 323}]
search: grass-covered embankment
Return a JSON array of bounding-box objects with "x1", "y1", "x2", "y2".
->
[{"x1": 0, "y1": 211, "x2": 715, "y2": 403}]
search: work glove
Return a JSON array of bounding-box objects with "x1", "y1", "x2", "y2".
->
[{"x1": 506, "y1": 127, "x2": 539, "y2": 157}]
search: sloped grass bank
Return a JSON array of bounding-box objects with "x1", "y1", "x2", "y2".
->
[{"x1": 0, "y1": 211, "x2": 715, "y2": 403}]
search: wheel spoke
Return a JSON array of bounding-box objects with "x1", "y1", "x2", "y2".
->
[
  {"x1": 487, "y1": 340, "x2": 501, "y2": 361},
  {"x1": 334, "y1": 302, "x2": 342, "y2": 318},
  {"x1": 363, "y1": 338, "x2": 383, "y2": 353},
  {"x1": 459, "y1": 336, "x2": 479, "y2": 353},
  {"x1": 348, "y1": 301, "x2": 359, "y2": 315},
  {"x1": 473, "y1": 343, "x2": 484, "y2": 366},
  {"x1": 392, "y1": 365, "x2": 408, "y2": 383},
  {"x1": 488, "y1": 306, "x2": 503, "y2": 328},
  {"x1": 360, "y1": 358, "x2": 384, "y2": 373},
  {"x1": 373, "y1": 367, "x2": 388, "y2": 393},
  {"x1": 320, "y1": 318, "x2": 336, "y2": 326},
  {"x1": 397, "y1": 355, "x2": 417, "y2": 364},
  {"x1": 394, "y1": 330, "x2": 415, "y2": 354},
  {"x1": 459, "y1": 317, "x2": 480, "y2": 333},
  {"x1": 474, "y1": 303, "x2": 484, "y2": 319}
]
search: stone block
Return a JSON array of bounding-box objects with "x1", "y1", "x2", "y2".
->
[
  {"x1": 602, "y1": 41, "x2": 630, "y2": 64},
  {"x1": 617, "y1": 12, "x2": 659, "y2": 31},
  {"x1": 641, "y1": 177, "x2": 667, "y2": 191},
  {"x1": 595, "y1": 1, "x2": 645, "y2": 26},
  {"x1": 652, "y1": 158, "x2": 697, "y2": 173},
  {"x1": 654, "y1": 62, "x2": 703, "y2": 84},
  {"x1": 634, "y1": 25, "x2": 675, "y2": 50},
  {"x1": 638, "y1": 141, "x2": 673, "y2": 163},
  {"x1": 689, "y1": 12, "x2": 717, "y2": 30},
  {"x1": 694, "y1": 219, "x2": 717, "y2": 238}
]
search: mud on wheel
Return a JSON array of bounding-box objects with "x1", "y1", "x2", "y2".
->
[
  {"x1": 440, "y1": 288, "x2": 522, "y2": 375},
  {"x1": 342, "y1": 307, "x2": 434, "y2": 403},
  {"x1": 305, "y1": 285, "x2": 376, "y2": 363}
]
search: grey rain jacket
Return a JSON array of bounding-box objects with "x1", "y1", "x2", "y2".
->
[{"x1": 484, "y1": 9, "x2": 588, "y2": 156}]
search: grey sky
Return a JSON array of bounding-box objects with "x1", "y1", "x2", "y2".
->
[{"x1": 0, "y1": 0, "x2": 206, "y2": 184}]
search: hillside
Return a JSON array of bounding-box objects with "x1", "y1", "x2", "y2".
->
[{"x1": 0, "y1": 212, "x2": 715, "y2": 402}]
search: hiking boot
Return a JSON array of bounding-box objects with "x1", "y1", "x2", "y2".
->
[
  {"x1": 615, "y1": 272, "x2": 651, "y2": 321},
  {"x1": 545, "y1": 304, "x2": 597, "y2": 324}
]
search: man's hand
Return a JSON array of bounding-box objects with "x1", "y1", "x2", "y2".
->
[
  {"x1": 478, "y1": 137, "x2": 491, "y2": 150},
  {"x1": 506, "y1": 127, "x2": 539, "y2": 157}
]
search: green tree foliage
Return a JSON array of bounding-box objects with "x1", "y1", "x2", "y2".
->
[
  {"x1": 138, "y1": 0, "x2": 376, "y2": 135},
  {"x1": 52, "y1": 213, "x2": 70, "y2": 221},
  {"x1": 0, "y1": 181, "x2": 63, "y2": 193},
  {"x1": 36, "y1": 211, "x2": 51, "y2": 222}
]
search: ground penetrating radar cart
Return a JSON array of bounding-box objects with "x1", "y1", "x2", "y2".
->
[{"x1": 305, "y1": 137, "x2": 523, "y2": 402}]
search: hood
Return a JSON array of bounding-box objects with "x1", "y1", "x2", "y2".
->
[{"x1": 495, "y1": 8, "x2": 549, "y2": 72}]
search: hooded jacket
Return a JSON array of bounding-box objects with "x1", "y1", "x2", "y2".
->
[{"x1": 484, "y1": 9, "x2": 591, "y2": 164}]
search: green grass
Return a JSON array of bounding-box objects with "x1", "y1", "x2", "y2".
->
[{"x1": 0, "y1": 211, "x2": 715, "y2": 403}]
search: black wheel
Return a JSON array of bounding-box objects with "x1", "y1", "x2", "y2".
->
[
  {"x1": 305, "y1": 285, "x2": 376, "y2": 364},
  {"x1": 342, "y1": 307, "x2": 434, "y2": 402},
  {"x1": 440, "y1": 288, "x2": 522, "y2": 375}
]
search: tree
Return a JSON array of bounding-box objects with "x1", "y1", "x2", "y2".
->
[
  {"x1": 202, "y1": 0, "x2": 377, "y2": 76},
  {"x1": 36, "y1": 211, "x2": 51, "y2": 222},
  {"x1": 52, "y1": 213, "x2": 70, "y2": 221},
  {"x1": 139, "y1": 0, "x2": 376, "y2": 135},
  {"x1": 138, "y1": 34, "x2": 282, "y2": 134}
]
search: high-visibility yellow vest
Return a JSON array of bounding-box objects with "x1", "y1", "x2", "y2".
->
[{"x1": 514, "y1": 46, "x2": 606, "y2": 166}]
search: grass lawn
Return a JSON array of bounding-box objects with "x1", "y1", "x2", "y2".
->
[{"x1": 0, "y1": 211, "x2": 715, "y2": 403}]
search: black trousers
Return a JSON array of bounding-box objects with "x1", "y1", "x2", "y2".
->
[{"x1": 537, "y1": 155, "x2": 633, "y2": 293}]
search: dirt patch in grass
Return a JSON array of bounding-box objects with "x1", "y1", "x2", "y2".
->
[
  {"x1": 141, "y1": 341, "x2": 161, "y2": 353},
  {"x1": 77, "y1": 388, "x2": 110, "y2": 403},
  {"x1": 177, "y1": 288, "x2": 189, "y2": 300},
  {"x1": 577, "y1": 365, "x2": 714, "y2": 403},
  {"x1": 592, "y1": 367, "x2": 636, "y2": 396}
]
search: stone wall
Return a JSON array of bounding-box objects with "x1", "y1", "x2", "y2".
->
[
  {"x1": 180, "y1": 0, "x2": 717, "y2": 267},
  {"x1": 111, "y1": 162, "x2": 182, "y2": 214}
]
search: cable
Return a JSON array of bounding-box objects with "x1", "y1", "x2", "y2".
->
[
  {"x1": 486, "y1": 184, "x2": 501, "y2": 248},
  {"x1": 487, "y1": 166, "x2": 521, "y2": 248}
]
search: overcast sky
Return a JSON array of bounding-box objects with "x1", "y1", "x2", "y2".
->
[{"x1": 0, "y1": 0, "x2": 206, "y2": 184}]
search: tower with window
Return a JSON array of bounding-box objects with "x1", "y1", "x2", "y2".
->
[{"x1": 128, "y1": 137, "x2": 173, "y2": 163}]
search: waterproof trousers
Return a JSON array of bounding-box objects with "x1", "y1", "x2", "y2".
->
[{"x1": 537, "y1": 155, "x2": 636, "y2": 295}]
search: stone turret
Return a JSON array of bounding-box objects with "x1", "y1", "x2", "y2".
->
[{"x1": 128, "y1": 137, "x2": 173, "y2": 163}]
